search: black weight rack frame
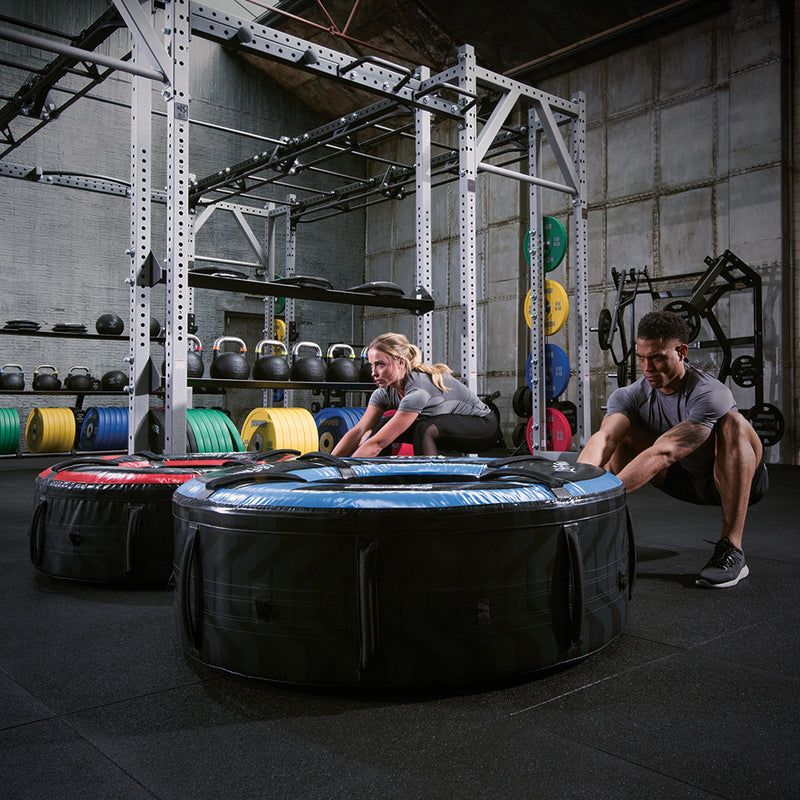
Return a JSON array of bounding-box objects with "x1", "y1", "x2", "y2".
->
[{"x1": 599, "y1": 251, "x2": 762, "y2": 393}]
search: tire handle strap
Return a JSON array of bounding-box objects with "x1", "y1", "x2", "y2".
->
[
  {"x1": 357, "y1": 539, "x2": 380, "y2": 678},
  {"x1": 29, "y1": 500, "x2": 47, "y2": 567},
  {"x1": 180, "y1": 525, "x2": 202, "y2": 651},
  {"x1": 626, "y1": 506, "x2": 637, "y2": 599},
  {"x1": 298, "y1": 451, "x2": 358, "y2": 480},
  {"x1": 485, "y1": 454, "x2": 553, "y2": 471},
  {"x1": 124, "y1": 504, "x2": 144, "y2": 575},
  {"x1": 251, "y1": 448, "x2": 300, "y2": 462},
  {"x1": 562, "y1": 522, "x2": 585, "y2": 649},
  {"x1": 479, "y1": 467, "x2": 569, "y2": 496}
]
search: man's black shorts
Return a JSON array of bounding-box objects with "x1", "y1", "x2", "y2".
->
[{"x1": 661, "y1": 456, "x2": 769, "y2": 507}]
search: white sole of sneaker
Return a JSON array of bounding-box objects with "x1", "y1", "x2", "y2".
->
[{"x1": 695, "y1": 563, "x2": 750, "y2": 589}]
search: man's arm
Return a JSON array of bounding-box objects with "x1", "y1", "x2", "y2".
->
[
  {"x1": 616, "y1": 419, "x2": 712, "y2": 492},
  {"x1": 577, "y1": 413, "x2": 631, "y2": 469}
]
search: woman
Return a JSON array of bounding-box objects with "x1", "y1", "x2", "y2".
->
[{"x1": 332, "y1": 332, "x2": 499, "y2": 457}]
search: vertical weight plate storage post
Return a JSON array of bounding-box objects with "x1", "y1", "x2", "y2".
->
[
  {"x1": 163, "y1": 0, "x2": 190, "y2": 453},
  {"x1": 283, "y1": 197, "x2": 297, "y2": 410},
  {"x1": 415, "y1": 65, "x2": 433, "y2": 364},
  {"x1": 570, "y1": 91, "x2": 590, "y2": 448},
  {"x1": 527, "y1": 106, "x2": 545, "y2": 450},
  {"x1": 457, "y1": 44, "x2": 479, "y2": 395},
  {"x1": 127, "y1": 12, "x2": 154, "y2": 454},
  {"x1": 263, "y1": 202, "x2": 278, "y2": 410}
]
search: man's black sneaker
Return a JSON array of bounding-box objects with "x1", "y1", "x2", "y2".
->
[{"x1": 695, "y1": 538, "x2": 749, "y2": 588}]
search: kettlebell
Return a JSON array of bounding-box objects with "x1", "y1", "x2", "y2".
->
[
  {"x1": 290, "y1": 341, "x2": 326, "y2": 382},
  {"x1": 209, "y1": 336, "x2": 250, "y2": 380},
  {"x1": 253, "y1": 339, "x2": 290, "y2": 381},
  {"x1": 64, "y1": 366, "x2": 94, "y2": 391},
  {"x1": 101, "y1": 369, "x2": 128, "y2": 391},
  {"x1": 32, "y1": 365, "x2": 61, "y2": 391},
  {"x1": 160, "y1": 334, "x2": 205, "y2": 379},
  {"x1": 95, "y1": 313, "x2": 124, "y2": 335},
  {"x1": 150, "y1": 318, "x2": 162, "y2": 338},
  {"x1": 0, "y1": 364, "x2": 24, "y2": 390},
  {"x1": 358, "y1": 346, "x2": 374, "y2": 382},
  {"x1": 187, "y1": 334, "x2": 204, "y2": 378},
  {"x1": 325, "y1": 343, "x2": 358, "y2": 382}
]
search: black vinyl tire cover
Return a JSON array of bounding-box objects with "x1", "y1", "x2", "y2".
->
[{"x1": 173, "y1": 453, "x2": 634, "y2": 687}]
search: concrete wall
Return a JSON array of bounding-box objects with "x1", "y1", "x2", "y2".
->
[
  {"x1": 363, "y1": 0, "x2": 793, "y2": 462},
  {"x1": 0, "y1": 1, "x2": 365, "y2": 449},
  {"x1": 793, "y1": 0, "x2": 799, "y2": 465}
]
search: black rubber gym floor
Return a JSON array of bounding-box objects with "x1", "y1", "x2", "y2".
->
[{"x1": 1, "y1": 455, "x2": 798, "y2": 800}]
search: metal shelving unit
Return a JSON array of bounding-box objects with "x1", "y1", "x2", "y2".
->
[{"x1": 1, "y1": 1, "x2": 590, "y2": 453}]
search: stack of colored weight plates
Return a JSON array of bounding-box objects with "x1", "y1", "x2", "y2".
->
[
  {"x1": 25, "y1": 407, "x2": 76, "y2": 453},
  {"x1": 29, "y1": 451, "x2": 279, "y2": 585},
  {"x1": 240, "y1": 407, "x2": 318, "y2": 454},
  {"x1": 187, "y1": 408, "x2": 245, "y2": 452},
  {"x1": 315, "y1": 407, "x2": 366, "y2": 452},
  {"x1": 0, "y1": 408, "x2": 20, "y2": 454},
  {"x1": 79, "y1": 407, "x2": 128, "y2": 451},
  {"x1": 173, "y1": 453, "x2": 633, "y2": 687}
]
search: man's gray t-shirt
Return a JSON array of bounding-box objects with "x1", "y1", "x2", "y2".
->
[
  {"x1": 369, "y1": 371, "x2": 492, "y2": 417},
  {"x1": 605, "y1": 363, "x2": 736, "y2": 475}
]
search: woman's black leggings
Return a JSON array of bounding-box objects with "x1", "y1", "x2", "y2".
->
[{"x1": 372, "y1": 413, "x2": 499, "y2": 455}]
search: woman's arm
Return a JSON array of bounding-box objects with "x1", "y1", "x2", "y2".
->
[
  {"x1": 331, "y1": 406, "x2": 384, "y2": 456},
  {"x1": 351, "y1": 410, "x2": 419, "y2": 457}
]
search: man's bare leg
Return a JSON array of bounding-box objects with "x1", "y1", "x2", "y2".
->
[{"x1": 712, "y1": 411, "x2": 762, "y2": 551}]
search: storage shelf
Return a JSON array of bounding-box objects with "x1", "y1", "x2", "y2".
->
[
  {"x1": 187, "y1": 378, "x2": 375, "y2": 392},
  {"x1": 0, "y1": 390, "x2": 127, "y2": 396},
  {"x1": 187, "y1": 273, "x2": 435, "y2": 315},
  {"x1": 0, "y1": 328, "x2": 132, "y2": 341}
]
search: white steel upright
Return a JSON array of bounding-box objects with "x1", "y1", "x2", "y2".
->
[
  {"x1": 526, "y1": 107, "x2": 545, "y2": 450},
  {"x1": 163, "y1": 0, "x2": 191, "y2": 452},
  {"x1": 127, "y1": 27, "x2": 153, "y2": 453},
  {"x1": 457, "y1": 45, "x2": 479, "y2": 394},
  {"x1": 414, "y1": 65, "x2": 433, "y2": 363},
  {"x1": 570, "y1": 92, "x2": 590, "y2": 447}
]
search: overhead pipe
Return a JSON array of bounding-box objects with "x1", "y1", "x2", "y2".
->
[{"x1": 0, "y1": 25, "x2": 165, "y2": 82}]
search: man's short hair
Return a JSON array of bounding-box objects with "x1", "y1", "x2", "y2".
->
[{"x1": 637, "y1": 310, "x2": 691, "y2": 344}]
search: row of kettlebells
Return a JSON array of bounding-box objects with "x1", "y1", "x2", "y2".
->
[
  {"x1": 0, "y1": 364, "x2": 128, "y2": 392},
  {"x1": 189, "y1": 336, "x2": 374, "y2": 384}
]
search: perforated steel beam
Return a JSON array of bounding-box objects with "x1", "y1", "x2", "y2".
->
[
  {"x1": 163, "y1": 0, "x2": 191, "y2": 453},
  {"x1": 127, "y1": 34, "x2": 154, "y2": 453},
  {"x1": 415, "y1": 65, "x2": 433, "y2": 362}
]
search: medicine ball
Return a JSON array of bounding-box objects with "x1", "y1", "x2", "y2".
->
[
  {"x1": 95, "y1": 313, "x2": 124, "y2": 336},
  {"x1": 101, "y1": 370, "x2": 128, "y2": 391}
]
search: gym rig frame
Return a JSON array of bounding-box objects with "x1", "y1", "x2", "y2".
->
[
  {"x1": 0, "y1": 0, "x2": 590, "y2": 455},
  {"x1": 596, "y1": 249, "x2": 783, "y2": 446}
]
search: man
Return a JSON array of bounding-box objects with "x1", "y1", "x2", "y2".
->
[{"x1": 578, "y1": 310, "x2": 768, "y2": 588}]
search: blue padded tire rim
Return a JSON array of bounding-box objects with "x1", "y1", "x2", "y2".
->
[{"x1": 175, "y1": 453, "x2": 623, "y2": 511}]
